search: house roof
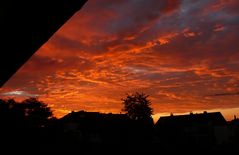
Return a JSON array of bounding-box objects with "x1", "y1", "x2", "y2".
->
[
  {"x1": 60, "y1": 110, "x2": 130, "y2": 123},
  {"x1": 155, "y1": 111, "x2": 227, "y2": 127}
]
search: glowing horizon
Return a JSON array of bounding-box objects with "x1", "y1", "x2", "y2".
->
[{"x1": 1, "y1": 0, "x2": 239, "y2": 121}]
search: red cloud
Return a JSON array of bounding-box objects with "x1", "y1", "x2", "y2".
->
[{"x1": 2, "y1": 0, "x2": 239, "y2": 119}]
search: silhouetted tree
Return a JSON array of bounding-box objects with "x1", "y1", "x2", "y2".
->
[
  {"x1": 122, "y1": 92, "x2": 153, "y2": 122},
  {"x1": 21, "y1": 98, "x2": 53, "y2": 127},
  {"x1": 0, "y1": 98, "x2": 24, "y2": 123},
  {"x1": 0, "y1": 98, "x2": 53, "y2": 127},
  {"x1": 122, "y1": 92, "x2": 154, "y2": 151},
  {"x1": 0, "y1": 98, "x2": 54, "y2": 152},
  {"x1": 0, "y1": 99, "x2": 10, "y2": 117}
]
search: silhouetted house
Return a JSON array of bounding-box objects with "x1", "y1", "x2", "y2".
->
[
  {"x1": 59, "y1": 111, "x2": 132, "y2": 144},
  {"x1": 227, "y1": 117, "x2": 239, "y2": 146},
  {"x1": 155, "y1": 111, "x2": 227, "y2": 152},
  {"x1": 58, "y1": 110, "x2": 154, "y2": 153}
]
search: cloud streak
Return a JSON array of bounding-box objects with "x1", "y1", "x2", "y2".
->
[
  {"x1": 208, "y1": 92, "x2": 239, "y2": 97},
  {"x1": 0, "y1": 90, "x2": 39, "y2": 97},
  {"x1": 1, "y1": 0, "x2": 239, "y2": 118}
]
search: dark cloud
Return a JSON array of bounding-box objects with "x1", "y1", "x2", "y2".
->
[
  {"x1": 208, "y1": 92, "x2": 239, "y2": 97},
  {"x1": 86, "y1": 0, "x2": 182, "y2": 34},
  {"x1": 44, "y1": 0, "x2": 182, "y2": 56},
  {"x1": 20, "y1": 54, "x2": 95, "y2": 73},
  {"x1": 2, "y1": 0, "x2": 239, "y2": 119}
]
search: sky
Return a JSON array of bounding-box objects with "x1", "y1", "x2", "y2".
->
[{"x1": 1, "y1": 0, "x2": 239, "y2": 120}]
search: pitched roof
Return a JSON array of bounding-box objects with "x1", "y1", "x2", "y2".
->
[
  {"x1": 155, "y1": 111, "x2": 227, "y2": 127},
  {"x1": 60, "y1": 110, "x2": 130, "y2": 123}
]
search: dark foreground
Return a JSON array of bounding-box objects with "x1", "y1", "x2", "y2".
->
[{"x1": 1, "y1": 111, "x2": 239, "y2": 154}]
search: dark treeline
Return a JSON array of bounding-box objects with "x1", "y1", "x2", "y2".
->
[
  {"x1": 0, "y1": 98, "x2": 54, "y2": 152},
  {"x1": 0, "y1": 97, "x2": 239, "y2": 154}
]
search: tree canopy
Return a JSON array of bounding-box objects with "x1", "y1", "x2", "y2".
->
[
  {"x1": 0, "y1": 98, "x2": 53, "y2": 127},
  {"x1": 122, "y1": 92, "x2": 153, "y2": 122}
]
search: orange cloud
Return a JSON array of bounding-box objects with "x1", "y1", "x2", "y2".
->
[
  {"x1": 214, "y1": 24, "x2": 225, "y2": 32},
  {"x1": 2, "y1": 0, "x2": 239, "y2": 119}
]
